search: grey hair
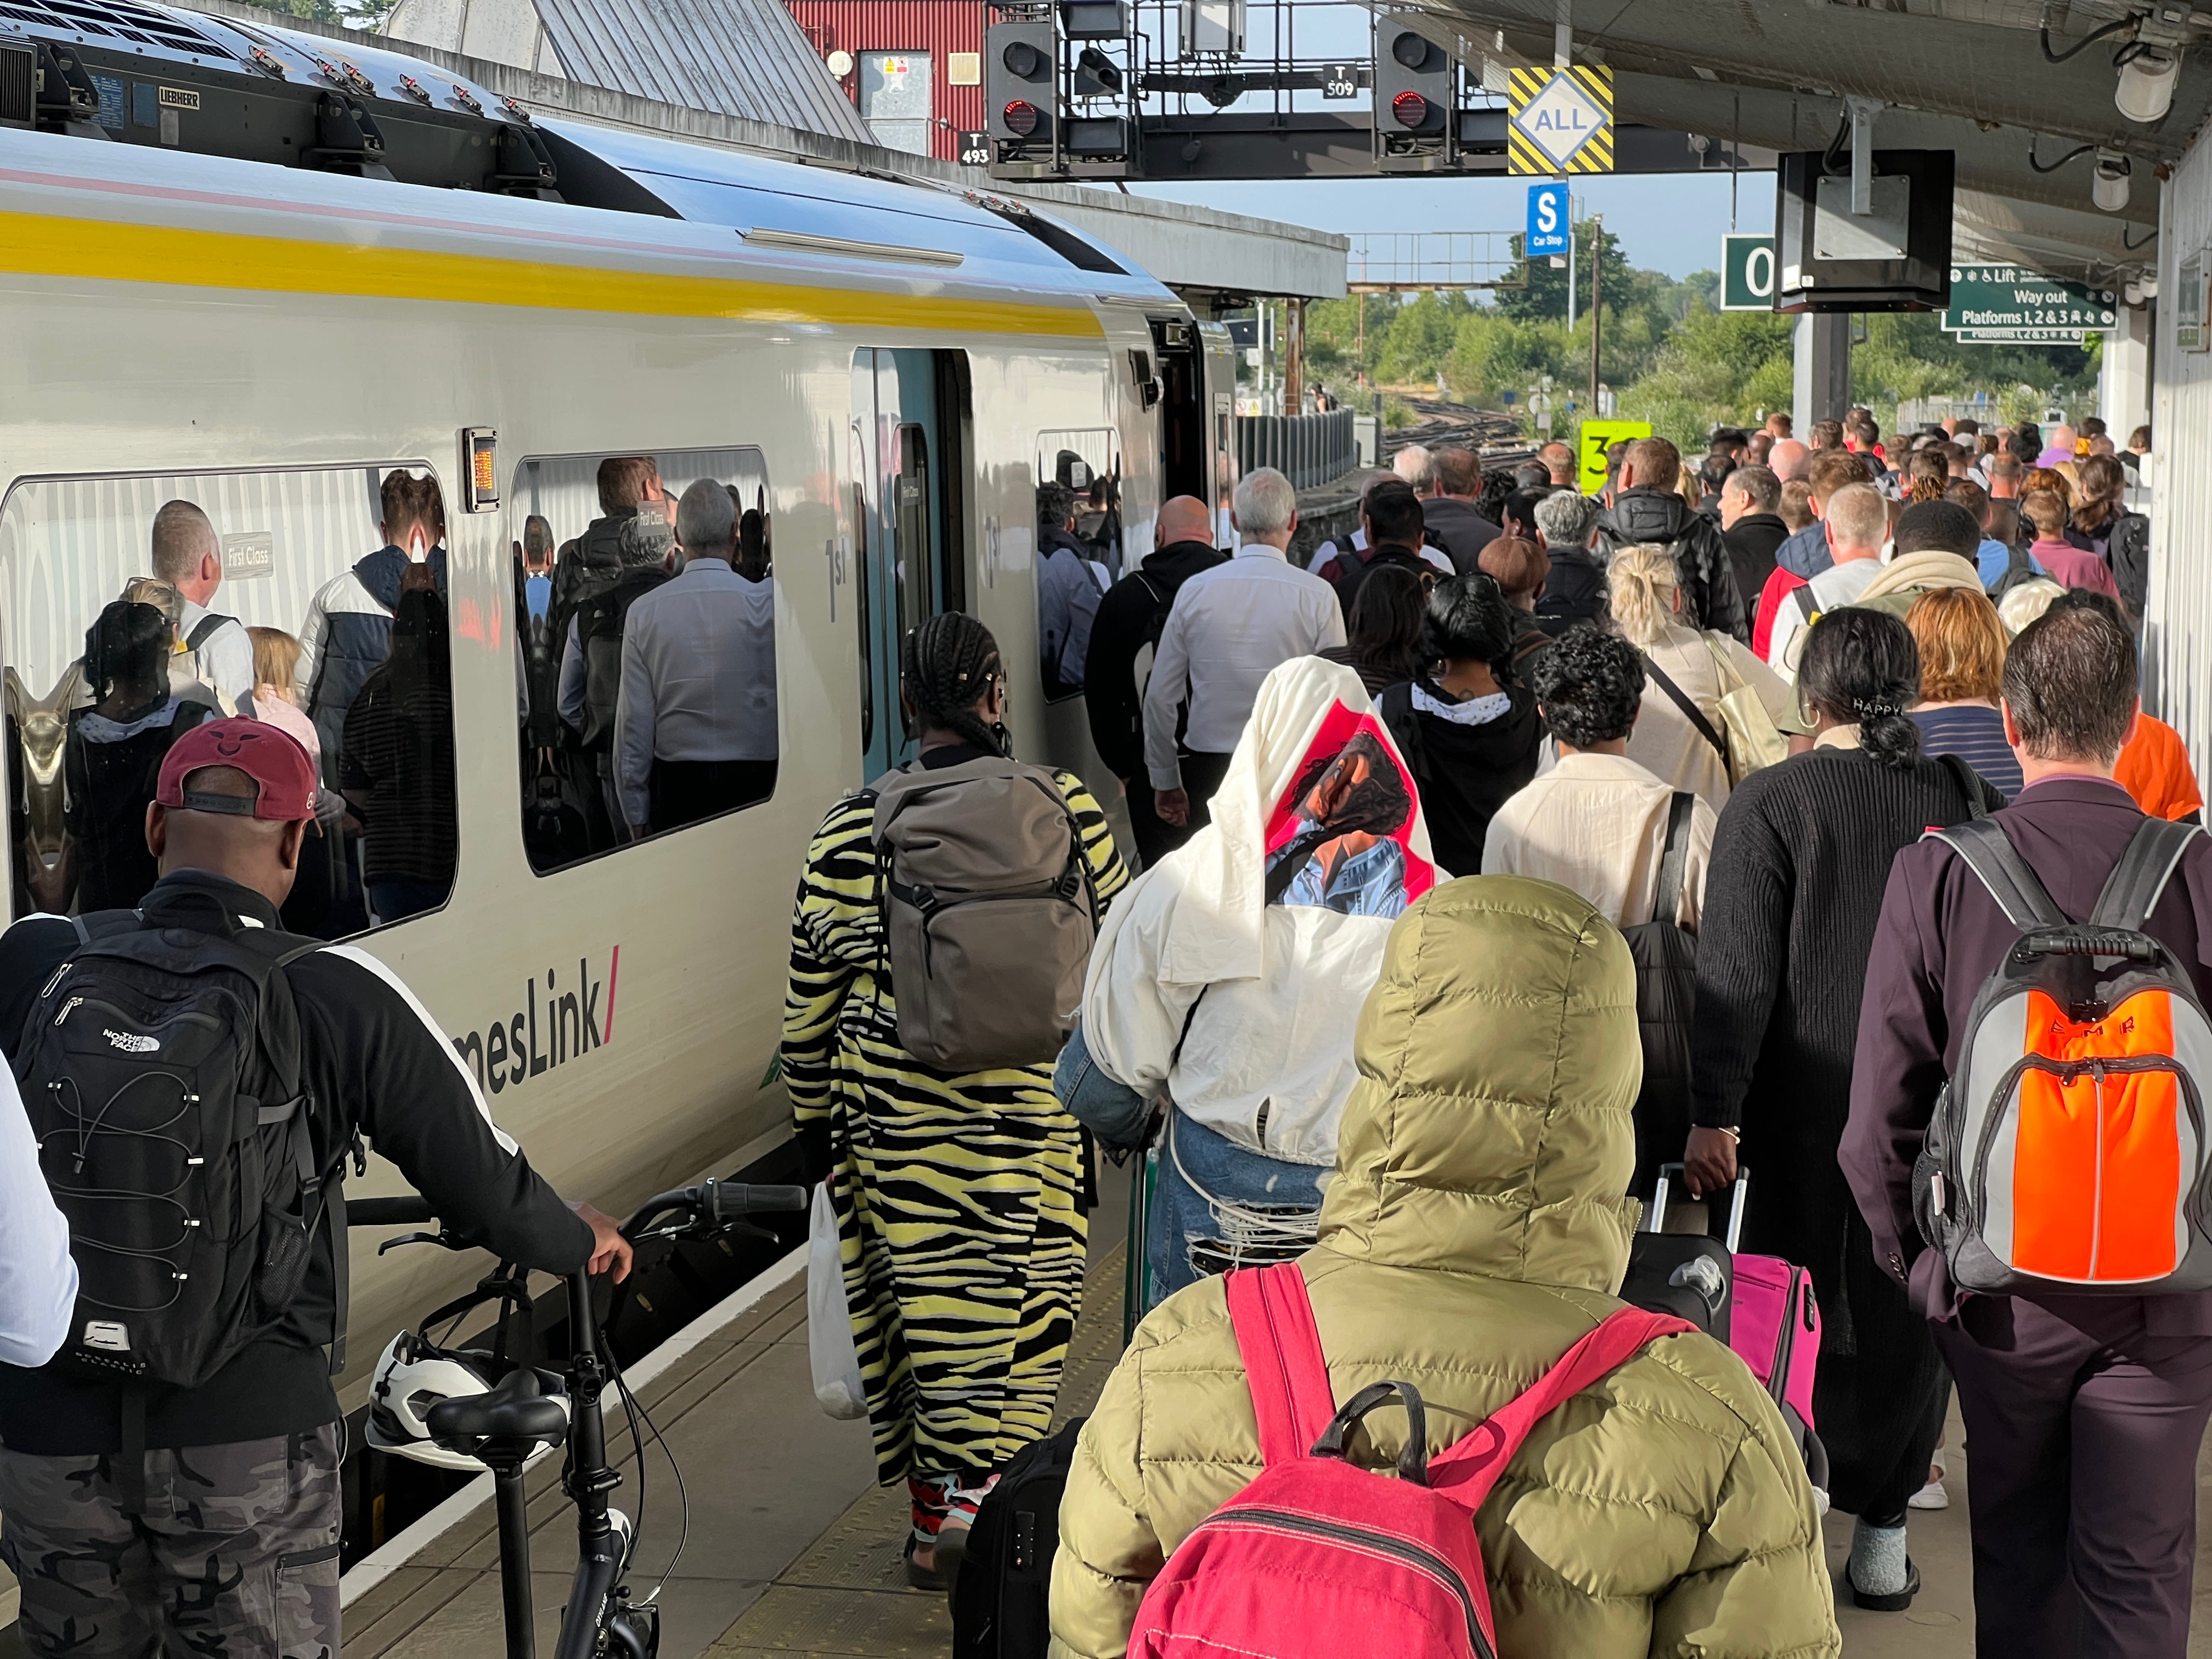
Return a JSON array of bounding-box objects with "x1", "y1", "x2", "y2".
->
[
  {"x1": 1533, "y1": 489, "x2": 1600, "y2": 548},
  {"x1": 1392, "y1": 444, "x2": 1436, "y2": 492},
  {"x1": 675, "y1": 476, "x2": 736, "y2": 556},
  {"x1": 1823, "y1": 482, "x2": 1888, "y2": 554},
  {"x1": 1233, "y1": 467, "x2": 1297, "y2": 538}
]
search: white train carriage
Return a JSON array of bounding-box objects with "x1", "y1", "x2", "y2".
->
[{"x1": 0, "y1": 1, "x2": 1235, "y2": 1396}]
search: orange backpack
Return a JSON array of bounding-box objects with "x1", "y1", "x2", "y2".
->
[{"x1": 1918, "y1": 816, "x2": 2212, "y2": 1294}]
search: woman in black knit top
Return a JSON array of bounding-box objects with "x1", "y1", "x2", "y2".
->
[{"x1": 1681, "y1": 607, "x2": 2002, "y2": 1612}]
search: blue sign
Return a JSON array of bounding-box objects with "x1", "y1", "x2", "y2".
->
[{"x1": 1526, "y1": 183, "x2": 1569, "y2": 257}]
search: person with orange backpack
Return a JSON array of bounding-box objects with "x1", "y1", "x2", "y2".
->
[
  {"x1": 1049, "y1": 877, "x2": 1839, "y2": 1659},
  {"x1": 1846, "y1": 599, "x2": 2212, "y2": 1659}
]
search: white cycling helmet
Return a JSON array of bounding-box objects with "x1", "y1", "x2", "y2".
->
[{"x1": 365, "y1": 1329, "x2": 570, "y2": 1472}]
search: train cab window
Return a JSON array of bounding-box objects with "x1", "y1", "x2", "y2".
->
[
  {"x1": 1035, "y1": 430, "x2": 1120, "y2": 702},
  {"x1": 510, "y1": 447, "x2": 777, "y2": 873},
  {"x1": 0, "y1": 464, "x2": 460, "y2": 938}
]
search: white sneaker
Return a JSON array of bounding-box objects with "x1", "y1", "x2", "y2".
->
[{"x1": 1909, "y1": 1476, "x2": 1949, "y2": 1510}]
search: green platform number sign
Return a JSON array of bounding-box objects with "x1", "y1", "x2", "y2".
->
[
  {"x1": 1578, "y1": 419, "x2": 1651, "y2": 492},
  {"x1": 1722, "y1": 234, "x2": 1776, "y2": 312},
  {"x1": 1942, "y1": 265, "x2": 2118, "y2": 334}
]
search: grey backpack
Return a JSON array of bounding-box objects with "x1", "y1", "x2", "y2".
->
[{"x1": 871, "y1": 757, "x2": 1099, "y2": 1073}]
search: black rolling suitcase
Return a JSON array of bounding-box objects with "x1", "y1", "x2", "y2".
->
[
  {"x1": 1622, "y1": 1161, "x2": 1742, "y2": 1340},
  {"x1": 950, "y1": 1417, "x2": 1086, "y2": 1658}
]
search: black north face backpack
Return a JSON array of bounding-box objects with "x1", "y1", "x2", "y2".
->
[{"x1": 19, "y1": 910, "x2": 349, "y2": 1391}]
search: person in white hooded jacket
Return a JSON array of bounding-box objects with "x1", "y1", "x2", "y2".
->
[{"x1": 1054, "y1": 657, "x2": 1437, "y2": 1312}]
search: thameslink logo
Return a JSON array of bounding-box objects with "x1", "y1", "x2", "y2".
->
[{"x1": 454, "y1": 947, "x2": 621, "y2": 1096}]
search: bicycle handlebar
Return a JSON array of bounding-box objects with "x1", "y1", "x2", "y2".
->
[{"x1": 351, "y1": 1196, "x2": 437, "y2": 1227}]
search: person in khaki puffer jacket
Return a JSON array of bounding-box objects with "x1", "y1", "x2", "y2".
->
[{"x1": 1049, "y1": 876, "x2": 1842, "y2": 1658}]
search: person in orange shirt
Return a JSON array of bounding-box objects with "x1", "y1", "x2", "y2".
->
[{"x1": 2054, "y1": 592, "x2": 2204, "y2": 822}]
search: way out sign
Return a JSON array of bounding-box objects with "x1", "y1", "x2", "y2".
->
[
  {"x1": 1507, "y1": 66, "x2": 1613, "y2": 176},
  {"x1": 1722, "y1": 234, "x2": 1776, "y2": 312}
]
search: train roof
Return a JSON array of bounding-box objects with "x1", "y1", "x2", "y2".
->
[{"x1": 0, "y1": 0, "x2": 1179, "y2": 308}]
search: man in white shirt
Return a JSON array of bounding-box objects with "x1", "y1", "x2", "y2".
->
[
  {"x1": 150, "y1": 500, "x2": 255, "y2": 715},
  {"x1": 1485, "y1": 628, "x2": 1715, "y2": 931},
  {"x1": 1146, "y1": 467, "x2": 1345, "y2": 831},
  {"x1": 1767, "y1": 482, "x2": 1889, "y2": 679},
  {"x1": 614, "y1": 479, "x2": 777, "y2": 836}
]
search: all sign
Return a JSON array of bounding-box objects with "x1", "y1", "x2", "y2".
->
[
  {"x1": 1722, "y1": 234, "x2": 1776, "y2": 312},
  {"x1": 1506, "y1": 66, "x2": 1614, "y2": 176}
]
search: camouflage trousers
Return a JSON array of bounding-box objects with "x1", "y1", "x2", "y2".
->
[{"x1": 0, "y1": 1423, "x2": 343, "y2": 1659}]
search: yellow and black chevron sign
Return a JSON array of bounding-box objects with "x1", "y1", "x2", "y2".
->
[{"x1": 1506, "y1": 65, "x2": 1614, "y2": 176}]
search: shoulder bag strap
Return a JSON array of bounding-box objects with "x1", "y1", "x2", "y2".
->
[
  {"x1": 1651, "y1": 793, "x2": 1695, "y2": 927},
  {"x1": 185, "y1": 613, "x2": 235, "y2": 652},
  {"x1": 1923, "y1": 817, "x2": 2068, "y2": 930},
  {"x1": 1427, "y1": 1308, "x2": 1696, "y2": 1514},
  {"x1": 1934, "y1": 753, "x2": 1989, "y2": 821},
  {"x1": 2090, "y1": 816, "x2": 2203, "y2": 933},
  {"x1": 1225, "y1": 1262, "x2": 1336, "y2": 1468},
  {"x1": 1638, "y1": 652, "x2": 1729, "y2": 769}
]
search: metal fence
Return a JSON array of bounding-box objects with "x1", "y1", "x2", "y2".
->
[{"x1": 1235, "y1": 408, "x2": 1358, "y2": 492}]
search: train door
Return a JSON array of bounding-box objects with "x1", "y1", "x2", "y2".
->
[
  {"x1": 1152, "y1": 316, "x2": 1209, "y2": 506},
  {"x1": 851, "y1": 348, "x2": 969, "y2": 778},
  {"x1": 1200, "y1": 321, "x2": 1238, "y2": 540}
]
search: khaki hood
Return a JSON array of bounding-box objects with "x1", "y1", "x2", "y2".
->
[
  {"x1": 1317, "y1": 876, "x2": 1641, "y2": 1291},
  {"x1": 1856, "y1": 548, "x2": 1983, "y2": 605}
]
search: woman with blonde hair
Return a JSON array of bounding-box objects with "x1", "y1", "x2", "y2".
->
[
  {"x1": 1903, "y1": 586, "x2": 2020, "y2": 799},
  {"x1": 246, "y1": 625, "x2": 321, "y2": 765},
  {"x1": 1607, "y1": 543, "x2": 1794, "y2": 810}
]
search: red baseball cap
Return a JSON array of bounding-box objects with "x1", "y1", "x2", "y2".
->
[{"x1": 155, "y1": 718, "x2": 319, "y2": 822}]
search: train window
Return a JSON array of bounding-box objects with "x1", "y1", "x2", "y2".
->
[
  {"x1": 0, "y1": 464, "x2": 460, "y2": 938},
  {"x1": 509, "y1": 447, "x2": 777, "y2": 873},
  {"x1": 1036, "y1": 429, "x2": 1120, "y2": 702}
]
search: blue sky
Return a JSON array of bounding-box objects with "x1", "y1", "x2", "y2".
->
[{"x1": 1124, "y1": 173, "x2": 1778, "y2": 281}]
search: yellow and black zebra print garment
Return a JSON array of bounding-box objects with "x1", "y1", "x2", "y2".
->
[{"x1": 783, "y1": 768, "x2": 1127, "y2": 1489}]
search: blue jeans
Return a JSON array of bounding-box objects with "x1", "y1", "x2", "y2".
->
[
  {"x1": 1052, "y1": 1023, "x2": 1153, "y2": 1149},
  {"x1": 1149, "y1": 1113, "x2": 1330, "y2": 1305}
]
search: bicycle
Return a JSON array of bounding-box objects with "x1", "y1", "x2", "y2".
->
[{"x1": 351, "y1": 1177, "x2": 808, "y2": 1659}]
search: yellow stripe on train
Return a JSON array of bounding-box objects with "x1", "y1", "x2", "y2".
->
[{"x1": 0, "y1": 210, "x2": 1106, "y2": 336}]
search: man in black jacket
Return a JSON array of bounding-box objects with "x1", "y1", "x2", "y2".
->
[
  {"x1": 1315, "y1": 481, "x2": 1432, "y2": 614},
  {"x1": 1085, "y1": 496, "x2": 1226, "y2": 867},
  {"x1": 1718, "y1": 464, "x2": 1787, "y2": 608},
  {"x1": 0, "y1": 719, "x2": 631, "y2": 1659},
  {"x1": 1599, "y1": 437, "x2": 1748, "y2": 641},
  {"x1": 1419, "y1": 446, "x2": 1503, "y2": 574}
]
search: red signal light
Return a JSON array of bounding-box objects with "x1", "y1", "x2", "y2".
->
[
  {"x1": 1003, "y1": 98, "x2": 1041, "y2": 137},
  {"x1": 1391, "y1": 90, "x2": 1430, "y2": 129}
]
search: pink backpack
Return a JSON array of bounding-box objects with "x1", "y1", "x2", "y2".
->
[{"x1": 1126, "y1": 1263, "x2": 1694, "y2": 1659}]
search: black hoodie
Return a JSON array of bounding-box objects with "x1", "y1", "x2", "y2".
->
[
  {"x1": 1084, "y1": 539, "x2": 1229, "y2": 779},
  {"x1": 1378, "y1": 677, "x2": 1542, "y2": 878},
  {"x1": 1599, "y1": 488, "x2": 1749, "y2": 642}
]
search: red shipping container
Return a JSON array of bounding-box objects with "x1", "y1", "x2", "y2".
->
[{"x1": 781, "y1": 2, "x2": 985, "y2": 163}]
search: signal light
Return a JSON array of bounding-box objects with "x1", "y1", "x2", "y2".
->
[
  {"x1": 1003, "y1": 99, "x2": 1041, "y2": 138},
  {"x1": 1391, "y1": 91, "x2": 1429, "y2": 128},
  {"x1": 1001, "y1": 39, "x2": 1045, "y2": 78}
]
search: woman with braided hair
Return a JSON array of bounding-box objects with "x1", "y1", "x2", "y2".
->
[
  {"x1": 1680, "y1": 606, "x2": 2002, "y2": 1612},
  {"x1": 782, "y1": 612, "x2": 1127, "y2": 1590}
]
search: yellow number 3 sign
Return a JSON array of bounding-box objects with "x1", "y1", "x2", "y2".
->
[{"x1": 1577, "y1": 420, "x2": 1651, "y2": 493}]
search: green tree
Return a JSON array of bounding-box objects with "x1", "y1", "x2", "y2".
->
[
  {"x1": 1494, "y1": 217, "x2": 1631, "y2": 325},
  {"x1": 1373, "y1": 291, "x2": 1475, "y2": 386}
]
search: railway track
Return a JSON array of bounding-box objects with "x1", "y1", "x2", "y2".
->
[{"x1": 1381, "y1": 397, "x2": 1538, "y2": 471}]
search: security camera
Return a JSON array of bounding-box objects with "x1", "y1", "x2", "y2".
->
[
  {"x1": 2094, "y1": 149, "x2": 2133, "y2": 212},
  {"x1": 2116, "y1": 45, "x2": 2180, "y2": 123}
]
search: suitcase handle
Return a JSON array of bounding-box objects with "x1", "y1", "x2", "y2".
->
[{"x1": 1649, "y1": 1162, "x2": 1749, "y2": 1254}]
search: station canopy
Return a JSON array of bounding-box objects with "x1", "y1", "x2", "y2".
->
[{"x1": 1396, "y1": 0, "x2": 2200, "y2": 282}]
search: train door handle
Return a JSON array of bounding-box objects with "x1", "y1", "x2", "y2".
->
[{"x1": 984, "y1": 515, "x2": 998, "y2": 588}]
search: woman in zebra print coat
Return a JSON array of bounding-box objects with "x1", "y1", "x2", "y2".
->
[{"x1": 783, "y1": 614, "x2": 1128, "y2": 1589}]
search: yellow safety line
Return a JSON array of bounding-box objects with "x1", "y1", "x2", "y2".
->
[{"x1": 0, "y1": 210, "x2": 1105, "y2": 336}]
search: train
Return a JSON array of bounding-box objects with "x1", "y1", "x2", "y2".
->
[{"x1": 0, "y1": 0, "x2": 1236, "y2": 1404}]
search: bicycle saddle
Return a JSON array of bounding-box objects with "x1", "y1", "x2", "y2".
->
[{"x1": 428, "y1": 1364, "x2": 569, "y2": 1451}]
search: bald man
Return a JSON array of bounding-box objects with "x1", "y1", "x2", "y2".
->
[
  {"x1": 1768, "y1": 438, "x2": 1810, "y2": 482},
  {"x1": 149, "y1": 500, "x2": 253, "y2": 716},
  {"x1": 1084, "y1": 495, "x2": 1228, "y2": 866}
]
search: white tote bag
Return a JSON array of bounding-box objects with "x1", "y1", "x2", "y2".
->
[{"x1": 808, "y1": 1182, "x2": 868, "y2": 1420}]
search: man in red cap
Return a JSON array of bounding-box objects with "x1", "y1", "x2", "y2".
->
[{"x1": 0, "y1": 718, "x2": 635, "y2": 1659}]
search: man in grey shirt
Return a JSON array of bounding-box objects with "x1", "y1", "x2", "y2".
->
[{"x1": 614, "y1": 479, "x2": 778, "y2": 836}]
